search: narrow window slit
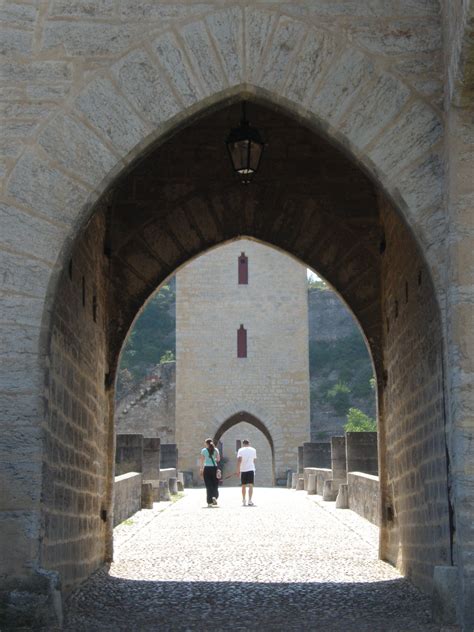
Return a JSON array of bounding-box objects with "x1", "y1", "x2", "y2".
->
[
  {"x1": 238, "y1": 252, "x2": 248, "y2": 285},
  {"x1": 237, "y1": 324, "x2": 247, "y2": 358}
]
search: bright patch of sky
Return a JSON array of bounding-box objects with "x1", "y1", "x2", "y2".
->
[{"x1": 307, "y1": 268, "x2": 322, "y2": 282}]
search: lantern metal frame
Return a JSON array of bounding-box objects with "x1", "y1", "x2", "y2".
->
[{"x1": 225, "y1": 102, "x2": 265, "y2": 184}]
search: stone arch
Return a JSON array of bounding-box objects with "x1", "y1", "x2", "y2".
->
[
  {"x1": 1, "y1": 6, "x2": 457, "y2": 626},
  {"x1": 214, "y1": 412, "x2": 276, "y2": 486},
  {"x1": 38, "y1": 96, "x2": 450, "y2": 603},
  {"x1": 3, "y1": 7, "x2": 445, "y2": 352}
]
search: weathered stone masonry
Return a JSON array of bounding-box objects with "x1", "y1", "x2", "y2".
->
[
  {"x1": 0, "y1": 2, "x2": 473, "y2": 629},
  {"x1": 42, "y1": 211, "x2": 112, "y2": 594}
]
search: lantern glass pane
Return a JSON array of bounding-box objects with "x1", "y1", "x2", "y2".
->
[
  {"x1": 249, "y1": 141, "x2": 263, "y2": 172},
  {"x1": 229, "y1": 139, "x2": 250, "y2": 173}
]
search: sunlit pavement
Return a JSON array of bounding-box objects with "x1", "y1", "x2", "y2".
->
[{"x1": 65, "y1": 488, "x2": 441, "y2": 631}]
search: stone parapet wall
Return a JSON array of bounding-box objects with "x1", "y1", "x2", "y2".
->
[
  {"x1": 113, "y1": 473, "x2": 142, "y2": 527},
  {"x1": 347, "y1": 472, "x2": 380, "y2": 526}
]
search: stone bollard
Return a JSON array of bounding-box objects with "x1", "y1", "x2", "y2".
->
[
  {"x1": 296, "y1": 477, "x2": 305, "y2": 491},
  {"x1": 336, "y1": 483, "x2": 349, "y2": 509},
  {"x1": 177, "y1": 480, "x2": 184, "y2": 492},
  {"x1": 287, "y1": 470, "x2": 293, "y2": 489},
  {"x1": 291, "y1": 472, "x2": 298, "y2": 489},
  {"x1": 141, "y1": 482, "x2": 154, "y2": 509},
  {"x1": 177, "y1": 471, "x2": 185, "y2": 487},
  {"x1": 307, "y1": 473, "x2": 317, "y2": 495},
  {"x1": 323, "y1": 479, "x2": 337, "y2": 501},
  {"x1": 183, "y1": 471, "x2": 194, "y2": 488},
  {"x1": 169, "y1": 477, "x2": 178, "y2": 495},
  {"x1": 158, "y1": 480, "x2": 170, "y2": 501},
  {"x1": 316, "y1": 474, "x2": 324, "y2": 496}
]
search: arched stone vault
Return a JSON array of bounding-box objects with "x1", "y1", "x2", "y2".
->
[
  {"x1": 41, "y1": 99, "x2": 450, "y2": 604},
  {"x1": 2, "y1": 3, "x2": 473, "y2": 629}
]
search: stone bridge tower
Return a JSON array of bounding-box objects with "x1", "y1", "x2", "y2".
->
[{"x1": 175, "y1": 239, "x2": 310, "y2": 482}]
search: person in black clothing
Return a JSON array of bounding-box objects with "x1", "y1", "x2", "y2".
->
[{"x1": 199, "y1": 438, "x2": 220, "y2": 507}]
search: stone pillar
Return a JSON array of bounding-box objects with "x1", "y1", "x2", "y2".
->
[
  {"x1": 141, "y1": 482, "x2": 154, "y2": 509},
  {"x1": 307, "y1": 473, "x2": 317, "y2": 495},
  {"x1": 182, "y1": 471, "x2": 194, "y2": 488},
  {"x1": 303, "y1": 442, "x2": 331, "y2": 469},
  {"x1": 143, "y1": 437, "x2": 161, "y2": 480},
  {"x1": 323, "y1": 479, "x2": 337, "y2": 501},
  {"x1": 345, "y1": 432, "x2": 378, "y2": 474},
  {"x1": 115, "y1": 434, "x2": 143, "y2": 476},
  {"x1": 160, "y1": 443, "x2": 178, "y2": 469},
  {"x1": 286, "y1": 470, "x2": 293, "y2": 489},
  {"x1": 297, "y1": 446, "x2": 304, "y2": 474},
  {"x1": 331, "y1": 436, "x2": 347, "y2": 482},
  {"x1": 296, "y1": 477, "x2": 304, "y2": 491},
  {"x1": 158, "y1": 480, "x2": 170, "y2": 502},
  {"x1": 169, "y1": 477, "x2": 178, "y2": 495},
  {"x1": 291, "y1": 473, "x2": 298, "y2": 489},
  {"x1": 336, "y1": 484, "x2": 349, "y2": 509}
]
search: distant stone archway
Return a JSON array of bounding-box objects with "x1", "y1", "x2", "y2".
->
[{"x1": 214, "y1": 412, "x2": 276, "y2": 487}]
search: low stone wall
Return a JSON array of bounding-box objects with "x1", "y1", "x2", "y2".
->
[
  {"x1": 304, "y1": 467, "x2": 332, "y2": 496},
  {"x1": 113, "y1": 472, "x2": 143, "y2": 527},
  {"x1": 347, "y1": 472, "x2": 380, "y2": 526}
]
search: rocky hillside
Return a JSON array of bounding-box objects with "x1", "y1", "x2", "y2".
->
[{"x1": 308, "y1": 286, "x2": 375, "y2": 439}]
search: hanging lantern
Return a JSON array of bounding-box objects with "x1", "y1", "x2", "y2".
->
[{"x1": 226, "y1": 102, "x2": 265, "y2": 184}]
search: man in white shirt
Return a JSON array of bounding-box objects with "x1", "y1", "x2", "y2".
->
[{"x1": 236, "y1": 439, "x2": 257, "y2": 506}]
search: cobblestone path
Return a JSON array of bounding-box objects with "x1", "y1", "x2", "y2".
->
[{"x1": 64, "y1": 488, "x2": 442, "y2": 632}]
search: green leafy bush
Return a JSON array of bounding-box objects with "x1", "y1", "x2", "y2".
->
[
  {"x1": 327, "y1": 382, "x2": 351, "y2": 415},
  {"x1": 344, "y1": 408, "x2": 377, "y2": 432},
  {"x1": 160, "y1": 350, "x2": 175, "y2": 363}
]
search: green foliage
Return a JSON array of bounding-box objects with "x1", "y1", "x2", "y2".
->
[
  {"x1": 344, "y1": 408, "x2": 377, "y2": 432},
  {"x1": 160, "y1": 350, "x2": 175, "y2": 364},
  {"x1": 326, "y1": 381, "x2": 351, "y2": 415},
  {"x1": 117, "y1": 279, "x2": 176, "y2": 397},
  {"x1": 307, "y1": 277, "x2": 328, "y2": 291}
]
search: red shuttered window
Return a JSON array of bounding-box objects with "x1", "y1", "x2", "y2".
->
[
  {"x1": 238, "y1": 252, "x2": 248, "y2": 284},
  {"x1": 237, "y1": 324, "x2": 247, "y2": 358}
]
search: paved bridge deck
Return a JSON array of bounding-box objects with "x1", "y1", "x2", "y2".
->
[{"x1": 65, "y1": 488, "x2": 444, "y2": 631}]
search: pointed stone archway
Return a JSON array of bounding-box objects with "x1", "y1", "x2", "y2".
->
[
  {"x1": 1, "y1": 6, "x2": 471, "y2": 629},
  {"x1": 214, "y1": 412, "x2": 276, "y2": 486}
]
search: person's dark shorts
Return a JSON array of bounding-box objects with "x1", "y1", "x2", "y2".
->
[{"x1": 241, "y1": 471, "x2": 255, "y2": 485}]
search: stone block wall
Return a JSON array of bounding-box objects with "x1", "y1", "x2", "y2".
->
[
  {"x1": 380, "y1": 200, "x2": 451, "y2": 590},
  {"x1": 346, "y1": 432, "x2": 378, "y2": 475},
  {"x1": 113, "y1": 473, "x2": 142, "y2": 527},
  {"x1": 303, "y1": 442, "x2": 331, "y2": 469},
  {"x1": 143, "y1": 438, "x2": 161, "y2": 480},
  {"x1": 42, "y1": 212, "x2": 111, "y2": 594},
  {"x1": 115, "y1": 434, "x2": 143, "y2": 476},
  {"x1": 347, "y1": 473, "x2": 380, "y2": 526},
  {"x1": 160, "y1": 444, "x2": 178, "y2": 469}
]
